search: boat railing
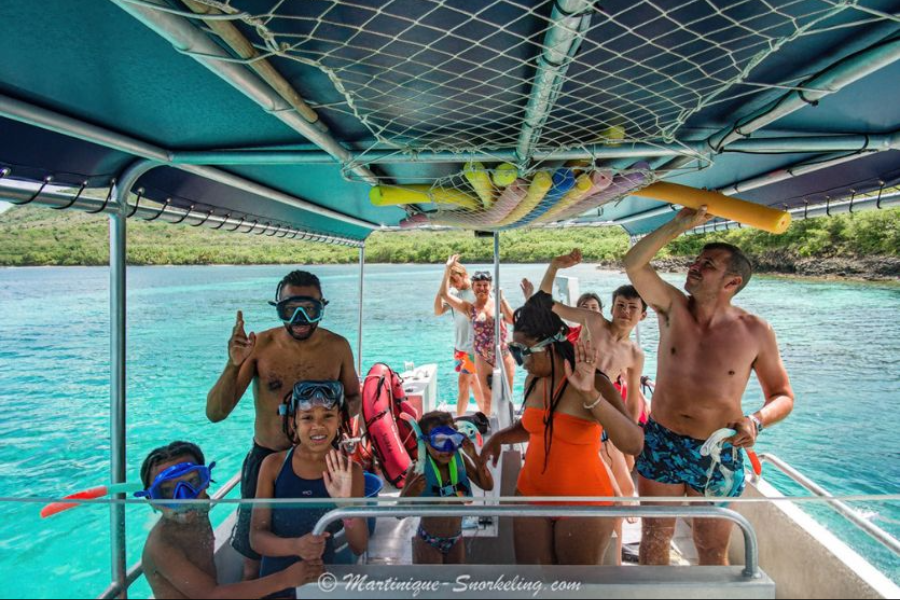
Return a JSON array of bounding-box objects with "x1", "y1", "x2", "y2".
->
[
  {"x1": 97, "y1": 472, "x2": 242, "y2": 600},
  {"x1": 312, "y1": 504, "x2": 762, "y2": 579},
  {"x1": 92, "y1": 448, "x2": 900, "y2": 598},
  {"x1": 758, "y1": 453, "x2": 900, "y2": 556}
]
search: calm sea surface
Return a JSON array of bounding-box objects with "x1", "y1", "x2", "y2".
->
[{"x1": 0, "y1": 264, "x2": 898, "y2": 597}]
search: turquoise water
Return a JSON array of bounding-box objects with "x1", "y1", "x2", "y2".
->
[{"x1": 0, "y1": 264, "x2": 898, "y2": 597}]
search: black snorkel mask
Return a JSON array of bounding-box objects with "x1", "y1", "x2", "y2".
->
[{"x1": 509, "y1": 331, "x2": 568, "y2": 367}]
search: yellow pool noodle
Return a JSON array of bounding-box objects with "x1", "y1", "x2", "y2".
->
[
  {"x1": 564, "y1": 159, "x2": 593, "y2": 171},
  {"x1": 600, "y1": 125, "x2": 626, "y2": 146},
  {"x1": 464, "y1": 162, "x2": 495, "y2": 209},
  {"x1": 492, "y1": 163, "x2": 518, "y2": 188},
  {"x1": 535, "y1": 173, "x2": 594, "y2": 223},
  {"x1": 497, "y1": 171, "x2": 553, "y2": 226},
  {"x1": 369, "y1": 185, "x2": 482, "y2": 211},
  {"x1": 632, "y1": 182, "x2": 792, "y2": 234}
]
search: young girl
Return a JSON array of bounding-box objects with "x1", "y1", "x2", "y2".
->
[
  {"x1": 481, "y1": 298, "x2": 644, "y2": 565},
  {"x1": 251, "y1": 381, "x2": 368, "y2": 596},
  {"x1": 400, "y1": 411, "x2": 494, "y2": 564}
]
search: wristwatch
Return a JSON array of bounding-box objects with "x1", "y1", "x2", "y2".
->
[{"x1": 748, "y1": 414, "x2": 764, "y2": 435}]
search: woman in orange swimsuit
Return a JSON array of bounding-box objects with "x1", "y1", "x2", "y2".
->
[{"x1": 482, "y1": 297, "x2": 644, "y2": 565}]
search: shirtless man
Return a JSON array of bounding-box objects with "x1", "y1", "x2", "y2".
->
[
  {"x1": 623, "y1": 207, "x2": 794, "y2": 566},
  {"x1": 206, "y1": 270, "x2": 361, "y2": 579}
]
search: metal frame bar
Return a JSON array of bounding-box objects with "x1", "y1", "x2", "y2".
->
[
  {"x1": 108, "y1": 202, "x2": 126, "y2": 600},
  {"x1": 515, "y1": 0, "x2": 594, "y2": 165},
  {"x1": 489, "y1": 232, "x2": 515, "y2": 430},
  {"x1": 0, "y1": 94, "x2": 169, "y2": 162},
  {"x1": 176, "y1": 164, "x2": 377, "y2": 231},
  {"x1": 168, "y1": 133, "x2": 900, "y2": 166},
  {"x1": 758, "y1": 454, "x2": 900, "y2": 557},
  {"x1": 661, "y1": 28, "x2": 900, "y2": 171},
  {"x1": 108, "y1": 0, "x2": 378, "y2": 185},
  {"x1": 0, "y1": 179, "x2": 365, "y2": 247},
  {"x1": 357, "y1": 245, "x2": 365, "y2": 375},
  {"x1": 312, "y1": 505, "x2": 761, "y2": 578},
  {"x1": 708, "y1": 30, "x2": 900, "y2": 153},
  {"x1": 613, "y1": 204, "x2": 679, "y2": 226},
  {"x1": 491, "y1": 232, "x2": 502, "y2": 420},
  {"x1": 718, "y1": 151, "x2": 880, "y2": 196},
  {"x1": 0, "y1": 93, "x2": 378, "y2": 232},
  {"x1": 106, "y1": 160, "x2": 157, "y2": 599}
]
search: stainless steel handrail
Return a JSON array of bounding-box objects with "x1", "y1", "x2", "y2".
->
[
  {"x1": 313, "y1": 504, "x2": 761, "y2": 579},
  {"x1": 759, "y1": 453, "x2": 900, "y2": 556}
]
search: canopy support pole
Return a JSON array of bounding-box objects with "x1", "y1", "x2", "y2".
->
[
  {"x1": 108, "y1": 159, "x2": 157, "y2": 598},
  {"x1": 357, "y1": 245, "x2": 365, "y2": 375}
]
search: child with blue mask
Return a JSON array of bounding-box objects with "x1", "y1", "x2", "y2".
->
[
  {"x1": 138, "y1": 441, "x2": 322, "y2": 599},
  {"x1": 400, "y1": 411, "x2": 494, "y2": 564}
]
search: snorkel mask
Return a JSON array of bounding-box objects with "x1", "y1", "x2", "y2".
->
[
  {"x1": 509, "y1": 331, "x2": 568, "y2": 366},
  {"x1": 269, "y1": 295, "x2": 329, "y2": 340},
  {"x1": 427, "y1": 426, "x2": 467, "y2": 453},
  {"x1": 700, "y1": 428, "x2": 745, "y2": 498},
  {"x1": 279, "y1": 380, "x2": 345, "y2": 416},
  {"x1": 402, "y1": 417, "x2": 481, "y2": 475},
  {"x1": 135, "y1": 462, "x2": 216, "y2": 511}
]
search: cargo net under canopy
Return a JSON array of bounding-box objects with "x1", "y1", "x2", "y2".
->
[
  {"x1": 176, "y1": 0, "x2": 886, "y2": 228},
  {"x1": 186, "y1": 0, "x2": 872, "y2": 163},
  {"x1": 371, "y1": 162, "x2": 655, "y2": 230}
]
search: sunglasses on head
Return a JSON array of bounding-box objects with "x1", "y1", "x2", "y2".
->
[{"x1": 471, "y1": 271, "x2": 493, "y2": 282}]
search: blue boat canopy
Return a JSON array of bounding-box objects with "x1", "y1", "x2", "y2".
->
[{"x1": 1, "y1": 0, "x2": 899, "y2": 240}]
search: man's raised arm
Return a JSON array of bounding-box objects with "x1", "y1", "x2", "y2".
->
[{"x1": 623, "y1": 207, "x2": 711, "y2": 314}]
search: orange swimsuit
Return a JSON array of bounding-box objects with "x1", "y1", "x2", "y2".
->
[{"x1": 516, "y1": 379, "x2": 614, "y2": 505}]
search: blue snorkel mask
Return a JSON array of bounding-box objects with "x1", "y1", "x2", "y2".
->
[
  {"x1": 700, "y1": 429, "x2": 745, "y2": 498},
  {"x1": 279, "y1": 380, "x2": 345, "y2": 416},
  {"x1": 270, "y1": 295, "x2": 328, "y2": 341},
  {"x1": 270, "y1": 295, "x2": 328, "y2": 325},
  {"x1": 135, "y1": 462, "x2": 216, "y2": 510},
  {"x1": 427, "y1": 426, "x2": 467, "y2": 453}
]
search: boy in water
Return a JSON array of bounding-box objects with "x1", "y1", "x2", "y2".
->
[{"x1": 139, "y1": 441, "x2": 322, "y2": 599}]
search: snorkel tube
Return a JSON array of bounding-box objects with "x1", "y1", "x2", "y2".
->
[
  {"x1": 399, "y1": 414, "x2": 427, "y2": 475},
  {"x1": 40, "y1": 482, "x2": 143, "y2": 519},
  {"x1": 454, "y1": 421, "x2": 483, "y2": 447}
]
